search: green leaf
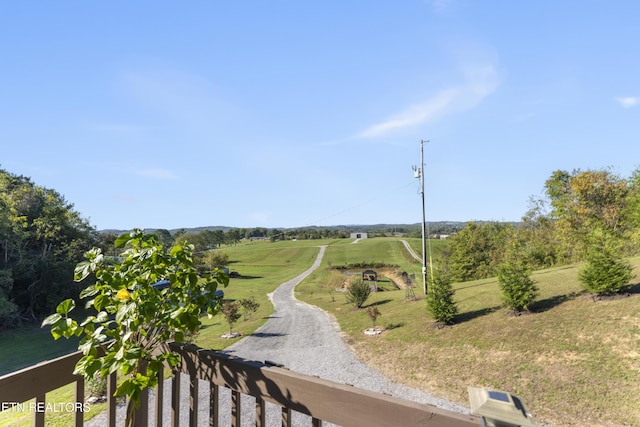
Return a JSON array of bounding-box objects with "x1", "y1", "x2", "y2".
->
[
  {"x1": 94, "y1": 294, "x2": 106, "y2": 311},
  {"x1": 114, "y1": 378, "x2": 136, "y2": 398},
  {"x1": 96, "y1": 311, "x2": 109, "y2": 322},
  {"x1": 79, "y1": 284, "x2": 98, "y2": 299},
  {"x1": 114, "y1": 232, "x2": 132, "y2": 248},
  {"x1": 56, "y1": 299, "x2": 75, "y2": 315},
  {"x1": 41, "y1": 313, "x2": 62, "y2": 327}
]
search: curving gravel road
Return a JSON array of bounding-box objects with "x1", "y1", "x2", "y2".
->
[
  {"x1": 86, "y1": 244, "x2": 468, "y2": 426},
  {"x1": 220, "y1": 245, "x2": 468, "y2": 423}
]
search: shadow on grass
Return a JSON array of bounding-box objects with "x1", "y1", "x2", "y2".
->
[
  {"x1": 364, "y1": 299, "x2": 393, "y2": 308},
  {"x1": 530, "y1": 293, "x2": 580, "y2": 313},
  {"x1": 627, "y1": 282, "x2": 640, "y2": 294},
  {"x1": 384, "y1": 322, "x2": 405, "y2": 330},
  {"x1": 455, "y1": 306, "x2": 500, "y2": 324},
  {"x1": 231, "y1": 275, "x2": 263, "y2": 280}
]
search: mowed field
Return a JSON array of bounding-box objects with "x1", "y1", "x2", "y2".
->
[
  {"x1": 294, "y1": 237, "x2": 640, "y2": 427},
  {"x1": 2, "y1": 236, "x2": 639, "y2": 426}
]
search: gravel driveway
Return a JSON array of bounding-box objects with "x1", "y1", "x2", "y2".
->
[{"x1": 86, "y1": 245, "x2": 468, "y2": 426}]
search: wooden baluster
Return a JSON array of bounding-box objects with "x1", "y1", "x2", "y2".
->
[
  {"x1": 155, "y1": 369, "x2": 164, "y2": 427},
  {"x1": 255, "y1": 397, "x2": 266, "y2": 427},
  {"x1": 189, "y1": 372, "x2": 198, "y2": 427},
  {"x1": 171, "y1": 371, "x2": 180, "y2": 427},
  {"x1": 75, "y1": 377, "x2": 84, "y2": 427},
  {"x1": 107, "y1": 372, "x2": 117, "y2": 427},
  {"x1": 209, "y1": 383, "x2": 219, "y2": 427},
  {"x1": 33, "y1": 393, "x2": 45, "y2": 427},
  {"x1": 231, "y1": 390, "x2": 241, "y2": 427},
  {"x1": 281, "y1": 407, "x2": 292, "y2": 427}
]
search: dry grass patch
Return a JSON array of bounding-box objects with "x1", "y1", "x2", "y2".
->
[{"x1": 300, "y1": 243, "x2": 640, "y2": 427}]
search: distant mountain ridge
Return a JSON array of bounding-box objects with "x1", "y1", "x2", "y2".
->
[{"x1": 98, "y1": 221, "x2": 515, "y2": 235}]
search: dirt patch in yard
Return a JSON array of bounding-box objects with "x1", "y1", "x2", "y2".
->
[{"x1": 338, "y1": 268, "x2": 417, "y2": 291}]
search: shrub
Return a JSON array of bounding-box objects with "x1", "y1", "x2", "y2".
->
[
  {"x1": 86, "y1": 372, "x2": 107, "y2": 399},
  {"x1": 497, "y1": 259, "x2": 538, "y2": 312},
  {"x1": 222, "y1": 301, "x2": 242, "y2": 333},
  {"x1": 426, "y1": 272, "x2": 457, "y2": 325},
  {"x1": 366, "y1": 306, "x2": 381, "y2": 328},
  {"x1": 42, "y1": 229, "x2": 229, "y2": 427},
  {"x1": 345, "y1": 277, "x2": 371, "y2": 309},
  {"x1": 580, "y1": 246, "x2": 634, "y2": 296},
  {"x1": 239, "y1": 297, "x2": 260, "y2": 321}
]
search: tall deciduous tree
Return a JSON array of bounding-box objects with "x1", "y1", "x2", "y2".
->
[
  {"x1": 544, "y1": 169, "x2": 628, "y2": 259},
  {"x1": 0, "y1": 168, "x2": 97, "y2": 325},
  {"x1": 622, "y1": 168, "x2": 640, "y2": 247},
  {"x1": 449, "y1": 222, "x2": 513, "y2": 282}
]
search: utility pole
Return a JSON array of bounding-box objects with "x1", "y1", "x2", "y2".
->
[{"x1": 413, "y1": 139, "x2": 428, "y2": 296}]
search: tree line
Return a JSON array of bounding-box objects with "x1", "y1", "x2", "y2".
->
[
  {"x1": 0, "y1": 169, "x2": 101, "y2": 327},
  {"x1": 3, "y1": 166, "x2": 638, "y2": 329},
  {"x1": 426, "y1": 168, "x2": 640, "y2": 325},
  {"x1": 446, "y1": 168, "x2": 640, "y2": 282}
]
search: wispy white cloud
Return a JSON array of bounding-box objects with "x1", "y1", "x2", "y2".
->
[
  {"x1": 357, "y1": 64, "x2": 499, "y2": 139},
  {"x1": 616, "y1": 96, "x2": 639, "y2": 108},
  {"x1": 136, "y1": 168, "x2": 178, "y2": 180}
]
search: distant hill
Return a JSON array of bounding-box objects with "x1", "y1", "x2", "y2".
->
[{"x1": 98, "y1": 221, "x2": 512, "y2": 236}]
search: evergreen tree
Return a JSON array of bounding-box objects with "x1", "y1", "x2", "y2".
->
[
  {"x1": 580, "y1": 243, "x2": 634, "y2": 296},
  {"x1": 497, "y1": 257, "x2": 538, "y2": 313},
  {"x1": 345, "y1": 277, "x2": 371, "y2": 309},
  {"x1": 426, "y1": 271, "x2": 457, "y2": 325}
]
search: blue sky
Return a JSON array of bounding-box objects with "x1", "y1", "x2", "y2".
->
[{"x1": 2, "y1": 1, "x2": 639, "y2": 230}]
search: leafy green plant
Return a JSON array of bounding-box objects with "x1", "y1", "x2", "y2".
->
[
  {"x1": 42, "y1": 229, "x2": 228, "y2": 427},
  {"x1": 497, "y1": 258, "x2": 538, "y2": 313},
  {"x1": 579, "y1": 245, "x2": 634, "y2": 296},
  {"x1": 426, "y1": 271, "x2": 457, "y2": 325},
  {"x1": 86, "y1": 372, "x2": 107, "y2": 399},
  {"x1": 366, "y1": 306, "x2": 381, "y2": 329},
  {"x1": 222, "y1": 301, "x2": 242, "y2": 334},
  {"x1": 239, "y1": 296, "x2": 260, "y2": 321},
  {"x1": 345, "y1": 277, "x2": 371, "y2": 309}
]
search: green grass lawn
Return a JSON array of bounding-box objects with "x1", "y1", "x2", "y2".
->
[
  {"x1": 298, "y1": 239, "x2": 640, "y2": 427},
  {"x1": 3, "y1": 237, "x2": 639, "y2": 426},
  {"x1": 0, "y1": 328, "x2": 80, "y2": 376}
]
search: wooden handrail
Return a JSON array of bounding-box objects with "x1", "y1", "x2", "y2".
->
[
  {"x1": 164, "y1": 342, "x2": 479, "y2": 427},
  {"x1": 1, "y1": 343, "x2": 480, "y2": 427}
]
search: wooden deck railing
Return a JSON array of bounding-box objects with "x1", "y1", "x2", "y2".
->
[{"x1": 0, "y1": 342, "x2": 480, "y2": 426}]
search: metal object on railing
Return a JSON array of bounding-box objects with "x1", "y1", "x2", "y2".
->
[{"x1": 468, "y1": 387, "x2": 536, "y2": 427}]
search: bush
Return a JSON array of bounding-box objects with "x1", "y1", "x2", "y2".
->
[
  {"x1": 426, "y1": 272, "x2": 457, "y2": 325},
  {"x1": 42, "y1": 230, "x2": 229, "y2": 427},
  {"x1": 366, "y1": 306, "x2": 381, "y2": 328},
  {"x1": 239, "y1": 297, "x2": 260, "y2": 321},
  {"x1": 86, "y1": 372, "x2": 107, "y2": 399},
  {"x1": 345, "y1": 277, "x2": 371, "y2": 309},
  {"x1": 497, "y1": 259, "x2": 538, "y2": 312},
  {"x1": 580, "y1": 246, "x2": 634, "y2": 295},
  {"x1": 222, "y1": 301, "x2": 242, "y2": 333}
]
